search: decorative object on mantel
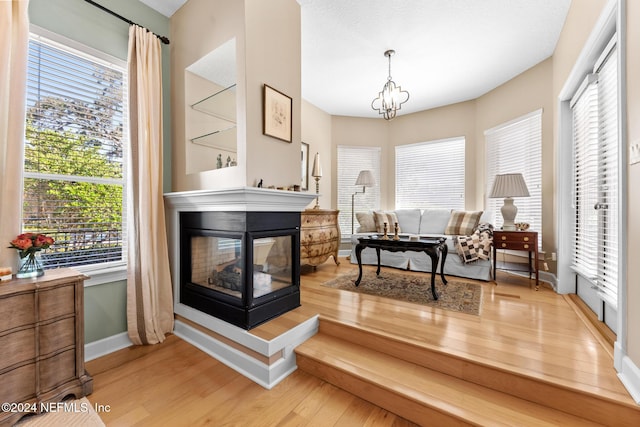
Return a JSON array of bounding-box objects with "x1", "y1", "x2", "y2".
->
[
  {"x1": 0, "y1": 267, "x2": 12, "y2": 282},
  {"x1": 489, "y1": 173, "x2": 530, "y2": 231},
  {"x1": 311, "y1": 152, "x2": 323, "y2": 208},
  {"x1": 263, "y1": 84, "x2": 292, "y2": 142},
  {"x1": 371, "y1": 49, "x2": 410, "y2": 120},
  {"x1": 9, "y1": 232, "x2": 54, "y2": 278},
  {"x1": 351, "y1": 169, "x2": 376, "y2": 234}
]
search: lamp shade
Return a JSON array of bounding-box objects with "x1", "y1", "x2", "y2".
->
[
  {"x1": 311, "y1": 153, "x2": 322, "y2": 178},
  {"x1": 355, "y1": 170, "x2": 375, "y2": 187},
  {"x1": 489, "y1": 173, "x2": 530, "y2": 198}
]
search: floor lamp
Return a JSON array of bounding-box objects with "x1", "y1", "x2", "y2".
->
[
  {"x1": 351, "y1": 170, "x2": 375, "y2": 234},
  {"x1": 489, "y1": 173, "x2": 530, "y2": 231}
]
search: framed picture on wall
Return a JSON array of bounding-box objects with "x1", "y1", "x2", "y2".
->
[
  {"x1": 263, "y1": 84, "x2": 292, "y2": 142},
  {"x1": 301, "y1": 142, "x2": 309, "y2": 190}
]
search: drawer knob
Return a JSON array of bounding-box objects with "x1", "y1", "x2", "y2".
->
[
  {"x1": 501, "y1": 236, "x2": 507, "y2": 240},
  {"x1": 523, "y1": 237, "x2": 529, "y2": 242},
  {"x1": 524, "y1": 244, "x2": 529, "y2": 249},
  {"x1": 501, "y1": 243, "x2": 507, "y2": 248}
]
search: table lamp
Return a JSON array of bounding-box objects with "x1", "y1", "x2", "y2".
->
[{"x1": 489, "y1": 173, "x2": 530, "y2": 231}]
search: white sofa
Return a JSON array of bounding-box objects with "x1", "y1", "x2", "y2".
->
[{"x1": 349, "y1": 208, "x2": 493, "y2": 281}]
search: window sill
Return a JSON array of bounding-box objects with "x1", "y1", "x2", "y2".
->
[{"x1": 75, "y1": 262, "x2": 127, "y2": 287}]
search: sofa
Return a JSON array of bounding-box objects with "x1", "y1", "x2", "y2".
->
[{"x1": 350, "y1": 209, "x2": 493, "y2": 281}]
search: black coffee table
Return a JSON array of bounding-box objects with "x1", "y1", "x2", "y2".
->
[{"x1": 354, "y1": 236, "x2": 448, "y2": 300}]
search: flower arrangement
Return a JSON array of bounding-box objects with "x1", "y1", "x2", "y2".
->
[
  {"x1": 10, "y1": 233, "x2": 55, "y2": 258},
  {"x1": 9, "y1": 233, "x2": 54, "y2": 278}
]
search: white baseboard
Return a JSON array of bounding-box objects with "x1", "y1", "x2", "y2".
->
[
  {"x1": 615, "y1": 342, "x2": 640, "y2": 404},
  {"x1": 173, "y1": 315, "x2": 319, "y2": 389},
  {"x1": 84, "y1": 332, "x2": 133, "y2": 362}
]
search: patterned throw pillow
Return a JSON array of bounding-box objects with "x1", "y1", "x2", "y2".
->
[
  {"x1": 455, "y1": 234, "x2": 480, "y2": 263},
  {"x1": 355, "y1": 212, "x2": 376, "y2": 233},
  {"x1": 444, "y1": 211, "x2": 483, "y2": 236},
  {"x1": 373, "y1": 211, "x2": 402, "y2": 234},
  {"x1": 455, "y1": 227, "x2": 493, "y2": 263}
]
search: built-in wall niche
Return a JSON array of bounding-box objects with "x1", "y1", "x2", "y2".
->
[{"x1": 185, "y1": 38, "x2": 237, "y2": 174}]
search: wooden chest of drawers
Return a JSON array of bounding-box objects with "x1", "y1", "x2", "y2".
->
[
  {"x1": 300, "y1": 209, "x2": 341, "y2": 268},
  {"x1": 0, "y1": 268, "x2": 93, "y2": 425},
  {"x1": 492, "y1": 230, "x2": 539, "y2": 289}
]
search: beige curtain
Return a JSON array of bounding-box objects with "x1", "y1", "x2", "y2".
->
[
  {"x1": 126, "y1": 25, "x2": 174, "y2": 345},
  {"x1": 0, "y1": 0, "x2": 29, "y2": 270}
]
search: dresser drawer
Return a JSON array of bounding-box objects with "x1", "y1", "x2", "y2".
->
[
  {"x1": 0, "y1": 363, "x2": 36, "y2": 403},
  {"x1": 0, "y1": 328, "x2": 36, "y2": 369},
  {"x1": 0, "y1": 292, "x2": 35, "y2": 331},
  {"x1": 40, "y1": 349, "x2": 77, "y2": 392},
  {"x1": 496, "y1": 233, "x2": 536, "y2": 244},
  {"x1": 39, "y1": 284, "x2": 75, "y2": 321},
  {"x1": 39, "y1": 317, "x2": 76, "y2": 357},
  {"x1": 301, "y1": 228, "x2": 340, "y2": 245},
  {"x1": 497, "y1": 241, "x2": 535, "y2": 251}
]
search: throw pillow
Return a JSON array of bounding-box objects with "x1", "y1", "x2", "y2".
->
[
  {"x1": 455, "y1": 234, "x2": 480, "y2": 263},
  {"x1": 355, "y1": 212, "x2": 376, "y2": 233},
  {"x1": 373, "y1": 211, "x2": 402, "y2": 234},
  {"x1": 444, "y1": 210, "x2": 483, "y2": 236}
]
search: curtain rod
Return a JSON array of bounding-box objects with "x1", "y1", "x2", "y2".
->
[{"x1": 84, "y1": 0, "x2": 170, "y2": 45}]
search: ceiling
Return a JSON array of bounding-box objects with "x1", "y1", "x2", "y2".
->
[{"x1": 141, "y1": 0, "x2": 571, "y2": 119}]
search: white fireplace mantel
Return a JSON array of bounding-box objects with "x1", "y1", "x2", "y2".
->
[{"x1": 164, "y1": 186, "x2": 317, "y2": 212}]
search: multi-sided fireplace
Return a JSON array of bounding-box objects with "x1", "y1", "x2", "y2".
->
[{"x1": 180, "y1": 210, "x2": 301, "y2": 329}]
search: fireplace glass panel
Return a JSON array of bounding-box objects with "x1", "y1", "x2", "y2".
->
[
  {"x1": 253, "y1": 236, "x2": 293, "y2": 298},
  {"x1": 191, "y1": 235, "x2": 243, "y2": 298}
]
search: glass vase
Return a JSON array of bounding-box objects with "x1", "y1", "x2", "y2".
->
[{"x1": 16, "y1": 251, "x2": 45, "y2": 279}]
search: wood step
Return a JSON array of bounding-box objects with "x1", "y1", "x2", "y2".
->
[
  {"x1": 296, "y1": 317, "x2": 640, "y2": 426},
  {"x1": 296, "y1": 333, "x2": 601, "y2": 426}
]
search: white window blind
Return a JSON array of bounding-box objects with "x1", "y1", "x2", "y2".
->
[
  {"x1": 571, "y1": 77, "x2": 599, "y2": 281},
  {"x1": 337, "y1": 146, "x2": 381, "y2": 237},
  {"x1": 571, "y1": 39, "x2": 619, "y2": 307},
  {"x1": 485, "y1": 110, "x2": 543, "y2": 247},
  {"x1": 23, "y1": 32, "x2": 127, "y2": 269},
  {"x1": 395, "y1": 137, "x2": 465, "y2": 210}
]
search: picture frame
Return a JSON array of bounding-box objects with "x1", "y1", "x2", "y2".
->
[
  {"x1": 301, "y1": 142, "x2": 309, "y2": 191},
  {"x1": 263, "y1": 84, "x2": 292, "y2": 142}
]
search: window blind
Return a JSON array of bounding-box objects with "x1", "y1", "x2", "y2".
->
[
  {"x1": 395, "y1": 137, "x2": 465, "y2": 210},
  {"x1": 571, "y1": 39, "x2": 619, "y2": 308},
  {"x1": 337, "y1": 146, "x2": 381, "y2": 236},
  {"x1": 485, "y1": 110, "x2": 543, "y2": 247},
  {"x1": 23, "y1": 33, "x2": 127, "y2": 269}
]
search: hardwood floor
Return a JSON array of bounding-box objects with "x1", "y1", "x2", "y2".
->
[{"x1": 86, "y1": 259, "x2": 633, "y2": 426}]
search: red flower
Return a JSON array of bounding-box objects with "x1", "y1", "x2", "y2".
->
[{"x1": 9, "y1": 232, "x2": 55, "y2": 257}]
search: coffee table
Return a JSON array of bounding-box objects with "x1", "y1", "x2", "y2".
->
[{"x1": 354, "y1": 236, "x2": 448, "y2": 300}]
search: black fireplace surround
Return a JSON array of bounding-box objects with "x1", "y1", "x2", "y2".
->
[{"x1": 180, "y1": 211, "x2": 301, "y2": 329}]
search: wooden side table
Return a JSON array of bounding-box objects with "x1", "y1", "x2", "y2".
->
[{"x1": 492, "y1": 230, "x2": 539, "y2": 290}]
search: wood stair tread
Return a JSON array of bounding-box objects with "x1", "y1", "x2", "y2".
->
[{"x1": 296, "y1": 333, "x2": 602, "y2": 426}]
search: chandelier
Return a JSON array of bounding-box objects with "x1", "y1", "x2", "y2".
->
[{"x1": 371, "y1": 49, "x2": 409, "y2": 120}]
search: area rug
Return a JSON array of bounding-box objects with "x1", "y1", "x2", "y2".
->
[
  {"x1": 15, "y1": 397, "x2": 104, "y2": 426},
  {"x1": 322, "y1": 270, "x2": 482, "y2": 315}
]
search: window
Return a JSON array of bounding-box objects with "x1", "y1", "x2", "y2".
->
[
  {"x1": 337, "y1": 146, "x2": 381, "y2": 236},
  {"x1": 395, "y1": 137, "x2": 465, "y2": 210},
  {"x1": 23, "y1": 31, "x2": 127, "y2": 270},
  {"x1": 485, "y1": 110, "x2": 542, "y2": 246},
  {"x1": 571, "y1": 38, "x2": 619, "y2": 308}
]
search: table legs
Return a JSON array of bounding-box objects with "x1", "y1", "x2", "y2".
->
[
  {"x1": 424, "y1": 245, "x2": 447, "y2": 301},
  {"x1": 354, "y1": 243, "x2": 364, "y2": 286}
]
